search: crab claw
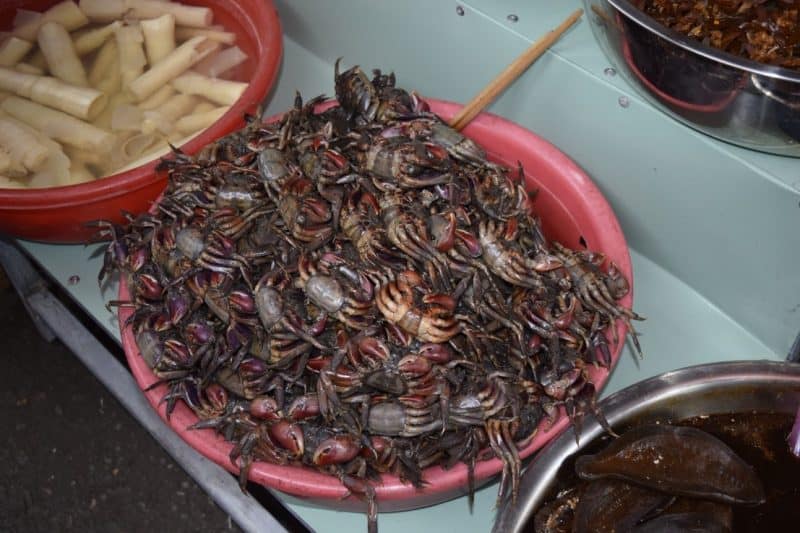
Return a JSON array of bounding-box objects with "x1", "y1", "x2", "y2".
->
[
  {"x1": 359, "y1": 190, "x2": 381, "y2": 213},
  {"x1": 204, "y1": 383, "x2": 229, "y2": 412},
  {"x1": 186, "y1": 270, "x2": 211, "y2": 297},
  {"x1": 423, "y1": 293, "x2": 457, "y2": 312},
  {"x1": 543, "y1": 368, "x2": 582, "y2": 401},
  {"x1": 183, "y1": 322, "x2": 214, "y2": 344},
  {"x1": 164, "y1": 338, "x2": 192, "y2": 366},
  {"x1": 431, "y1": 212, "x2": 457, "y2": 252},
  {"x1": 604, "y1": 261, "x2": 630, "y2": 300},
  {"x1": 269, "y1": 420, "x2": 304, "y2": 458},
  {"x1": 455, "y1": 229, "x2": 482, "y2": 257},
  {"x1": 420, "y1": 142, "x2": 449, "y2": 164},
  {"x1": 504, "y1": 217, "x2": 519, "y2": 241},
  {"x1": 250, "y1": 396, "x2": 282, "y2": 421},
  {"x1": 379, "y1": 124, "x2": 405, "y2": 139},
  {"x1": 308, "y1": 313, "x2": 329, "y2": 336},
  {"x1": 356, "y1": 337, "x2": 392, "y2": 366},
  {"x1": 166, "y1": 290, "x2": 191, "y2": 324},
  {"x1": 224, "y1": 322, "x2": 252, "y2": 355},
  {"x1": 129, "y1": 245, "x2": 149, "y2": 272},
  {"x1": 527, "y1": 334, "x2": 543, "y2": 352},
  {"x1": 553, "y1": 297, "x2": 577, "y2": 330},
  {"x1": 398, "y1": 354, "x2": 432, "y2": 379},
  {"x1": 312, "y1": 435, "x2": 361, "y2": 466},
  {"x1": 136, "y1": 273, "x2": 164, "y2": 300},
  {"x1": 239, "y1": 357, "x2": 268, "y2": 377},
  {"x1": 286, "y1": 394, "x2": 321, "y2": 421},
  {"x1": 397, "y1": 270, "x2": 426, "y2": 289},
  {"x1": 321, "y1": 148, "x2": 349, "y2": 171},
  {"x1": 229, "y1": 289, "x2": 256, "y2": 314},
  {"x1": 410, "y1": 91, "x2": 428, "y2": 112},
  {"x1": 302, "y1": 196, "x2": 333, "y2": 224},
  {"x1": 529, "y1": 253, "x2": 563, "y2": 272},
  {"x1": 417, "y1": 343, "x2": 453, "y2": 364},
  {"x1": 283, "y1": 175, "x2": 314, "y2": 196}
]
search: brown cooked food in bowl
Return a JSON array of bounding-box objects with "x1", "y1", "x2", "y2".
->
[{"x1": 638, "y1": 0, "x2": 800, "y2": 69}]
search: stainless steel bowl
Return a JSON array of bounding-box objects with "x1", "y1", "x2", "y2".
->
[
  {"x1": 585, "y1": 1, "x2": 800, "y2": 157},
  {"x1": 492, "y1": 360, "x2": 800, "y2": 533}
]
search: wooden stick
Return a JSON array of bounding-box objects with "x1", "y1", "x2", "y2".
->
[{"x1": 449, "y1": 8, "x2": 583, "y2": 131}]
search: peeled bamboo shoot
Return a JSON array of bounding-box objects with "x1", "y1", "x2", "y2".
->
[
  {"x1": 128, "y1": 36, "x2": 216, "y2": 101},
  {"x1": 38, "y1": 22, "x2": 88, "y2": 87},
  {"x1": 0, "y1": 67, "x2": 107, "y2": 120},
  {"x1": 141, "y1": 14, "x2": 176, "y2": 65},
  {"x1": 73, "y1": 21, "x2": 123, "y2": 56},
  {"x1": 171, "y1": 71, "x2": 246, "y2": 105},
  {"x1": 1, "y1": 96, "x2": 115, "y2": 153},
  {"x1": 115, "y1": 25, "x2": 147, "y2": 87},
  {"x1": 0, "y1": 116, "x2": 52, "y2": 172},
  {"x1": 0, "y1": 37, "x2": 33, "y2": 67},
  {"x1": 13, "y1": 1, "x2": 89, "y2": 41}
]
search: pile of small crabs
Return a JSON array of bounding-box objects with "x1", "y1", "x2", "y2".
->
[{"x1": 96, "y1": 62, "x2": 642, "y2": 532}]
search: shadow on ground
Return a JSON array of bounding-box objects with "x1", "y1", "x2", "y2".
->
[{"x1": 0, "y1": 284, "x2": 242, "y2": 533}]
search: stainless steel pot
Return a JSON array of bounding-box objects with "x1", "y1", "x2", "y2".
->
[
  {"x1": 492, "y1": 360, "x2": 800, "y2": 533},
  {"x1": 584, "y1": 1, "x2": 800, "y2": 157}
]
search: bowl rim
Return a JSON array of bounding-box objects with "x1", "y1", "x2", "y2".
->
[
  {"x1": 618, "y1": 13, "x2": 742, "y2": 113},
  {"x1": 493, "y1": 359, "x2": 800, "y2": 533},
  {"x1": 117, "y1": 97, "x2": 635, "y2": 507},
  {"x1": 607, "y1": 0, "x2": 800, "y2": 84},
  {"x1": 0, "y1": 0, "x2": 283, "y2": 207}
]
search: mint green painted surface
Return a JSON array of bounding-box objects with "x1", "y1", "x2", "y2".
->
[
  {"x1": 15, "y1": 1, "x2": 797, "y2": 531},
  {"x1": 276, "y1": 0, "x2": 800, "y2": 358}
]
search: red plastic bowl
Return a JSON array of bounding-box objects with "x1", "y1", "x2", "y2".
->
[
  {"x1": 118, "y1": 99, "x2": 634, "y2": 512},
  {"x1": 0, "y1": 0, "x2": 282, "y2": 243}
]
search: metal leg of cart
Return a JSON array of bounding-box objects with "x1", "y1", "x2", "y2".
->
[
  {"x1": 0, "y1": 239, "x2": 57, "y2": 343},
  {"x1": 0, "y1": 239, "x2": 309, "y2": 533}
]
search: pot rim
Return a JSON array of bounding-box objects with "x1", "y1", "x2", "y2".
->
[
  {"x1": 607, "y1": 0, "x2": 800, "y2": 84},
  {"x1": 493, "y1": 359, "x2": 800, "y2": 533}
]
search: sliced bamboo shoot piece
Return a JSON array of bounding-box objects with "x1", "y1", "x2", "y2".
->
[
  {"x1": 1, "y1": 96, "x2": 115, "y2": 153},
  {"x1": 171, "y1": 71, "x2": 246, "y2": 105},
  {"x1": 193, "y1": 45, "x2": 247, "y2": 78},
  {"x1": 0, "y1": 36, "x2": 33, "y2": 67},
  {"x1": 0, "y1": 116, "x2": 51, "y2": 171},
  {"x1": 38, "y1": 22, "x2": 88, "y2": 86},
  {"x1": 175, "y1": 27, "x2": 236, "y2": 45},
  {"x1": 80, "y1": 0, "x2": 213, "y2": 28},
  {"x1": 128, "y1": 36, "x2": 217, "y2": 101},
  {"x1": 73, "y1": 21, "x2": 123, "y2": 56},
  {"x1": 175, "y1": 105, "x2": 228, "y2": 134},
  {"x1": 0, "y1": 67, "x2": 107, "y2": 120},
  {"x1": 141, "y1": 93, "x2": 197, "y2": 134},
  {"x1": 13, "y1": 1, "x2": 89, "y2": 41},
  {"x1": 141, "y1": 14, "x2": 176, "y2": 65},
  {"x1": 88, "y1": 38, "x2": 119, "y2": 91},
  {"x1": 115, "y1": 24, "x2": 147, "y2": 87},
  {"x1": 138, "y1": 84, "x2": 174, "y2": 110}
]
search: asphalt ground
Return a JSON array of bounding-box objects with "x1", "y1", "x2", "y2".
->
[{"x1": 0, "y1": 279, "x2": 243, "y2": 533}]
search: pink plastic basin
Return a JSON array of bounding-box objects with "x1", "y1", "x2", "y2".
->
[{"x1": 119, "y1": 99, "x2": 634, "y2": 512}]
